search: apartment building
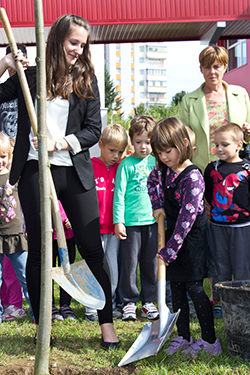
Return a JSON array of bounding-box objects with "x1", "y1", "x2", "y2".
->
[{"x1": 105, "y1": 42, "x2": 168, "y2": 118}]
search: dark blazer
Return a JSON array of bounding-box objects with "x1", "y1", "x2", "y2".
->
[{"x1": 0, "y1": 67, "x2": 102, "y2": 190}]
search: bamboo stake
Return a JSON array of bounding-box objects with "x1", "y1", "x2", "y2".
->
[
  {"x1": 34, "y1": 0, "x2": 51, "y2": 373},
  {"x1": 0, "y1": 6, "x2": 68, "y2": 374}
]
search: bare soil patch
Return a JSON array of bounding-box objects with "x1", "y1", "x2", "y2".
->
[{"x1": 0, "y1": 358, "x2": 140, "y2": 375}]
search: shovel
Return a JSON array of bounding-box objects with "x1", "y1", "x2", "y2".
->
[
  {"x1": 0, "y1": 8, "x2": 105, "y2": 310},
  {"x1": 118, "y1": 214, "x2": 180, "y2": 366}
]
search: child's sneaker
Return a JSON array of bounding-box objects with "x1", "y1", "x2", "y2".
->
[
  {"x1": 182, "y1": 338, "x2": 222, "y2": 358},
  {"x1": 165, "y1": 336, "x2": 193, "y2": 355},
  {"x1": 141, "y1": 302, "x2": 159, "y2": 320},
  {"x1": 52, "y1": 305, "x2": 64, "y2": 321},
  {"x1": 212, "y1": 304, "x2": 223, "y2": 318},
  {"x1": 122, "y1": 302, "x2": 137, "y2": 321},
  {"x1": 2, "y1": 305, "x2": 27, "y2": 321},
  {"x1": 85, "y1": 311, "x2": 98, "y2": 322},
  {"x1": 59, "y1": 305, "x2": 76, "y2": 320}
]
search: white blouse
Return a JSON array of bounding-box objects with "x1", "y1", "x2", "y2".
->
[{"x1": 28, "y1": 97, "x2": 73, "y2": 166}]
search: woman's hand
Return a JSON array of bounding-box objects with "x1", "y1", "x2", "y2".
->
[
  {"x1": 153, "y1": 208, "x2": 166, "y2": 223},
  {"x1": 242, "y1": 122, "x2": 250, "y2": 142},
  {"x1": 6, "y1": 50, "x2": 29, "y2": 71},
  {"x1": 114, "y1": 223, "x2": 127, "y2": 240},
  {"x1": 31, "y1": 137, "x2": 69, "y2": 152},
  {"x1": 0, "y1": 50, "x2": 29, "y2": 77},
  {"x1": 31, "y1": 137, "x2": 55, "y2": 152}
]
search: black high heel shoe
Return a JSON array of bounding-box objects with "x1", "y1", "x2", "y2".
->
[{"x1": 101, "y1": 338, "x2": 120, "y2": 350}]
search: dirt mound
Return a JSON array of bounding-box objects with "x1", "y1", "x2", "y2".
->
[{"x1": 0, "y1": 361, "x2": 139, "y2": 375}]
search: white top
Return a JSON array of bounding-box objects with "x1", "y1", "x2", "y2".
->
[{"x1": 27, "y1": 98, "x2": 81, "y2": 166}]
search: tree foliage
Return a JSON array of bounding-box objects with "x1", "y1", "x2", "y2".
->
[
  {"x1": 105, "y1": 67, "x2": 121, "y2": 110},
  {"x1": 171, "y1": 90, "x2": 187, "y2": 106},
  {"x1": 106, "y1": 90, "x2": 185, "y2": 128},
  {"x1": 134, "y1": 102, "x2": 181, "y2": 122}
]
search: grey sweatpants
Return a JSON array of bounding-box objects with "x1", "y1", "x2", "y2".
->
[
  {"x1": 118, "y1": 223, "x2": 158, "y2": 305},
  {"x1": 208, "y1": 222, "x2": 250, "y2": 300}
]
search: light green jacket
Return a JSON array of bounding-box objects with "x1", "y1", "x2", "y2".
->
[{"x1": 180, "y1": 81, "x2": 250, "y2": 172}]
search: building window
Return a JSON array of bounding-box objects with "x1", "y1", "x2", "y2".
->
[
  {"x1": 227, "y1": 39, "x2": 247, "y2": 71},
  {"x1": 147, "y1": 69, "x2": 167, "y2": 75},
  {"x1": 140, "y1": 69, "x2": 145, "y2": 75},
  {"x1": 147, "y1": 46, "x2": 167, "y2": 53},
  {"x1": 139, "y1": 46, "x2": 145, "y2": 52},
  {"x1": 148, "y1": 58, "x2": 164, "y2": 64},
  {"x1": 139, "y1": 80, "x2": 145, "y2": 86},
  {"x1": 139, "y1": 57, "x2": 145, "y2": 63}
]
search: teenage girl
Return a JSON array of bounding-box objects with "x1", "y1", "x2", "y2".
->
[
  {"x1": 0, "y1": 15, "x2": 119, "y2": 348},
  {"x1": 147, "y1": 117, "x2": 221, "y2": 358}
]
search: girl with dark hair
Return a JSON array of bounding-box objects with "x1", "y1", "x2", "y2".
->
[
  {"x1": 0, "y1": 14, "x2": 119, "y2": 349},
  {"x1": 147, "y1": 117, "x2": 221, "y2": 358}
]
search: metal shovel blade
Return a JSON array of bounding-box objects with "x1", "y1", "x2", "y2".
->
[
  {"x1": 118, "y1": 308, "x2": 180, "y2": 366},
  {"x1": 118, "y1": 215, "x2": 180, "y2": 366},
  {"x1": 52, "y1": 259, "x2": 105, "y2": 310}
]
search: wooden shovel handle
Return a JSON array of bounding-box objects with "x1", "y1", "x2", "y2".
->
[{"x1": 158, "y1": 214, "x2": 166, "y2": 281}]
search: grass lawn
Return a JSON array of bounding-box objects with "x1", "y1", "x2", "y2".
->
[{"x1": 1, "y1": 270, "x2": 250, "y2": 374}]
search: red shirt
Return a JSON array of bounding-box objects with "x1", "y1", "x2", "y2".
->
[{"x1": 92, "y1": 157, "x2": 119, "y2": 234}]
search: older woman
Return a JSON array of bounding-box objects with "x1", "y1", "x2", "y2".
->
[
  {"x1": 180, "y1": 45, "x2": 250, "y2": 172},
  {"x1": 180, "y1": 45, "x2": 250, "y2": 319}
]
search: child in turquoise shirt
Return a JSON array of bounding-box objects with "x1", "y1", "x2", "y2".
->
[{"x1": 113, "y1": 115, "x2": 159, "y2": 321}]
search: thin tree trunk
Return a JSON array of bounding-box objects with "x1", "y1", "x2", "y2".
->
[{"x1": 34, "y1": 0, "x2": 52, "y2": 374}]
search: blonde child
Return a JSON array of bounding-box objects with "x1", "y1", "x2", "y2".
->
[
  {"x1": 113, "y1": 115, "x2": 159, "y2": 321},
  {"x1": 0, "y1": 132, "x2": 33, "y2": 323},
  {"x1": 85, "y1": 124, "x2": 128, "y2": 322},
  {"x1": 147, "y1": 117, "x2": 221, "y2": 357}
]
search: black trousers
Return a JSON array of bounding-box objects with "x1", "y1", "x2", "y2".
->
[
  {"x1": 18, "y1": 160, "x2": 112, "y2": 325},
  {"x1": 170, "y1": 280, "x2": 216, "y2": 344}
]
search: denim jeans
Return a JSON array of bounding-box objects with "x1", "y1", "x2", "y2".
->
[{"x1": 0, "y1": 252, "x2": 34, "y2": 321}]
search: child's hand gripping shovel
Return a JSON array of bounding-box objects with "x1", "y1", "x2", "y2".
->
[
  {"x1": 0, "y1": 8, "x2": 105, "y2": 310},
  {"x1": 118, "y1": 214, "x2": 180, "y2": 366}
]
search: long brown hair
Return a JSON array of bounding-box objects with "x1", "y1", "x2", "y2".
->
[{"x1": 46, "y1": 14, "x2": 95, "y2": 100}]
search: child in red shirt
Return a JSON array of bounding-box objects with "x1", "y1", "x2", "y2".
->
[{"x1": 85, "y1": 124, "x2": 128, "y2": 322}]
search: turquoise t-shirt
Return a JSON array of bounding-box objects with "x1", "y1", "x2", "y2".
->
[{"x1": 113, "y1": 154, "x2": 156, "y2": 226}]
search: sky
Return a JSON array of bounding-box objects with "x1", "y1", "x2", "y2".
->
[{"x1": 165, "y1": 40, "x2": 206, "y2": 104}]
